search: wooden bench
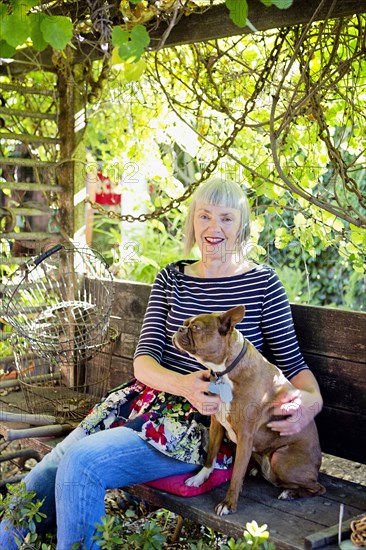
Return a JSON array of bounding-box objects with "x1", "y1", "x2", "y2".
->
[{"x1": 1, "y1": 279, "x2": 365, "y2": 549}]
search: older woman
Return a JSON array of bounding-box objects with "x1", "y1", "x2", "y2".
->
[{"x1": 0, "y1": 176, "x2": 322, "y2": 550}]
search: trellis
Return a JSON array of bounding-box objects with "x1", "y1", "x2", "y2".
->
[{"x1": 0, "y1": 0, "x2": 366, "y2": 302}]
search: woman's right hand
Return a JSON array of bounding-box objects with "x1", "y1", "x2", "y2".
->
[
  {"x1": 134, "y1": 355, "x2": 221, "y2": 415},
  {"x1": 181, "y1": 370, "x2": 221, "y2": 415}
]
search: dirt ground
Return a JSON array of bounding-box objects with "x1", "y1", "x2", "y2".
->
[{"x1": 320, "y1": 453, "x2": 366, "y2": 486}]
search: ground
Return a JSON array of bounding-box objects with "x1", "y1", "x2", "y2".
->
[{"x1": 320, "y1": 454, "x2": 366, "y2": 486}]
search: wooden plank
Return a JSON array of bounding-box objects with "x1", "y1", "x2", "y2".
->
[
  {"x1": 317, "y1": 473, "x2": 366, "y2": 511},
  {"x1": 0, "y1": 157, "x2": 55, "y2": 167},
  {"x1": 305, "y1": 513, "x2": 366, "y2": 550},
  {"x1": 110, "y1": 284, "x2": 366, "y2": 361},
  {"x1": 109, "y1": 356, "x2": 135, "y2": 388},
  {"x1": 291, "y1": 304, "x2": 366, "y2": 362},
  {"x1": 128, "y1": 485, "x2": 311, "y2": 550},
  {"x1": 112, "y1": 331, "x2": 141, "y2": 359},
  {"x1": 1, "y1": 231, "x2": 55, "y2": 240},
  {"x1": 10, "y1": 207, "x2": 52, "y2": 217},
  {"x1": 207, "y1": 472, "x2": 366, "y2": 522},
  {"x1": 0, "y1": 132, "x2": 61, "y2": 145},
  {"x1": 110, "y1": 279, "x2": 151, "y2": 319},
  {"x1": 0, "y1": 83, "x2": 58, "y2": 96},
  {"x1": 0, "y1": 182, "x2": 62, "y2": 192},
  {"x1": 316, "y1": 408, "x2": 366, "y2": 464},
  {"x1": 0, "y1": 107, "x2": 57, "y2": 120},
  {"x1": 128, "y1": 472, "x2": 366, "y2": 550},
  {"x1": 304, "y1": 354, "x2": 366, "y2": 414},
  {"x1": 148, "y1": 0, "x2": 366, "y2": 49}
]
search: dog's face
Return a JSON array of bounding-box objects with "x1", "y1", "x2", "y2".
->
[{"x1": 172, "y1": 305, "x2": 245, "y2": 367}]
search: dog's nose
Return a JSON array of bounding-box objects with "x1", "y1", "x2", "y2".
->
[{"x1": 178, "y1": 326, "x2": 188, "y2": 334}]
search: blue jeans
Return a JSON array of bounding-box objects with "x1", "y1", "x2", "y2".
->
[{"x1": 0, "y1": 426, "x2": 198, "y2": 550}]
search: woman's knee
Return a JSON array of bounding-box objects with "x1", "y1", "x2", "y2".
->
[{"x1": 55, "y1": 440, "x2": 105, "y2": 507}]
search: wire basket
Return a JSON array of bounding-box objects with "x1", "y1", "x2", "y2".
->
[
  {"x1": 2, "y1": 244, "x2": 115, "y2": 359},
  {"x1": 11, "y1": 327, "x2": 119, "y2": 422}
]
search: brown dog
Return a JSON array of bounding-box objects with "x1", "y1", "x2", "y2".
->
[{"x1": 172, "y1": 305, "x2": 325, "y2": 516}]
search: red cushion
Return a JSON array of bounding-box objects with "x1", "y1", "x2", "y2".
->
[{"x1": 145, "y1": 467, "x2": 233, "y2": 496}]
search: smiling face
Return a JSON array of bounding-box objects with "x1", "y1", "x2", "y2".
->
[{"x1": 193, "y1": 202, "x2": 241, "y2": 258}]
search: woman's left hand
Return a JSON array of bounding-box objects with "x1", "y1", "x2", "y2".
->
[
  {"x1": 267, "y1": 388, "x2": 322, "y2": 436},
  {"x1": 267, "y1": 369, "x2": 323, "y2": 436}
]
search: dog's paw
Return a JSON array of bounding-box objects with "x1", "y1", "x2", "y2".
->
[
  {"x1": 278, "y1": 489, "x2": 297, "y2": 500},
  {"x1": 215, "y1": 500, "x2": 236, "y2": 516},
  {"x1": 185, "y1": 474, "x2": 203, "y2": 487},
  {"x1": 249, "y1": 466, "x2": 259, "y2": 477},
  {"x1": 185, "y1": 466, "x2": 212, "y2": 488}
]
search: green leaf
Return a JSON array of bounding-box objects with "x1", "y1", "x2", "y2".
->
[
  {"x1": 225, "y1": 0, "x2": 248, "y2": 28},
  {"x1": 294, "y1": 212, "x2": 307, "y2": 227},
  {"x1": 118, "y1": 42, "x2": 144, "y2": 63},
  {"x1": 2, "y1": 14, "x2": 30, "y2": 48},
  {"x1": 124, "y1": 58, "x2": 147, "y2": 81},
  {"x1": 350, "y1": 229, "x2": 366, "y2": 246},
  {"x1": 12, "y1": 0, "x2": 38, "y2": 15},
  {"x1": 0, "y1": 39, "x2": 16, "y2": 58},
  {"x1": 131, "y1": 24, "x2": 150, "y2": 48},
  {"x1": 112, "y1": 26, "x2": 129, "y2": 47},
  {"x1": 29, "y1": 13, "x2": 48, "y2": 52},
  {"x1": 40, "y1": 15, "x2": 73, "y2": 50},
  {"x1": 271, "y1": 0, "x2": 293, "y2": 8},
  {"x1": 0, "y1": 6, "x2": 7, "y2": 40},
  {"x1": 112, "y1": 24, "x2": 149, "y2": 62}
]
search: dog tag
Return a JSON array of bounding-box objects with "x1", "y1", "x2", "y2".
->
[{"x1": 208, "y1": 381, "x2": 233, "y2": 403}]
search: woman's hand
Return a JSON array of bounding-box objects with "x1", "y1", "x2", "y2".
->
[
  {"x1": 181, "y1": 370, "x2": 221, "y2": 415},
  {"x1": 267, "y1": 389, "x2": 322, "y2": 436},
  {"x1": 267, "y1": 370, "x2": 323, "y2": 436},
  {"x1": 134, "y1": 355, "x2": 221, "y2": 415}
]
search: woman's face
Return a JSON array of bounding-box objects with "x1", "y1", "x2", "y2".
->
[{"x1": 193, "y1": 202, "x2": 241, "y2": 259}]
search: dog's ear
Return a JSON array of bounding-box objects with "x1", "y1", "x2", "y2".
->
[{"x1": 218, "y1": 305, "x2": 245, "y2": 335}]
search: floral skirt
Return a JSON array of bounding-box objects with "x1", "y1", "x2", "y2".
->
[{"x1": 79, "y1": 378, "x2": 234, "y2": 468}]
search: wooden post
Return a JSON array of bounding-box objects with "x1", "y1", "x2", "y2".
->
[{"x1": 56, "y1": 50, "x2": 75, "y2": 239}]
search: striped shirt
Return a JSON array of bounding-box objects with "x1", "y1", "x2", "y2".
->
[{"x1": 134, "y1": 261, "x2": 309, "y2": 379}]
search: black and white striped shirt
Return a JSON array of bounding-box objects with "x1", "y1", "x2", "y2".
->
[{"x1": 134, "y1": 261, "x2": 309, "y2": 379}]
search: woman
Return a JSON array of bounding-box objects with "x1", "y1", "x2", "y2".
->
[{"x1": 0, "y1": 176, "x2": 323, "y2": 550}]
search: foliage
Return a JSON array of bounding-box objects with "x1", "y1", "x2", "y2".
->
[
  {"x1": 91, "y1": 209, "x2": 186, "y2": 284},
  {"x1": 112, "y1": 24, "x2": 151, "y2": 64},
  {"x1": 0, "y1": 483, "x2": 54, "y2": 549},
  {"x1": 91, "y1": 514, "x2": 275, "y2": 550},
  {"x1": 0, "y1": 485, "x2": 275, "y2": 549},
  {"x1": 225, "y1": 0, "x2": 293, "y2": 29},
  {"x1": 222, "y1": 520, "x2": 275, "y2": 550},
  {"x1": 0, "y1": 0, "x2": 293, "y2": 62},
  {"x1": 1, "y1": 3, "x2": 364, "y2": 309},
  {"x1": 83, "y1": 17, "x2": 365, "y2": 310},
  {"x1": 0, "y1": 1, "x2": 72, "y2": 57}
]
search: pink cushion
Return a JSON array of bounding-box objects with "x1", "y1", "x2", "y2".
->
[{"x1": 145, "y1": 467, "x2": 233, "y2": 496}]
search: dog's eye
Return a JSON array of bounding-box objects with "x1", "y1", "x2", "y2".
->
[{"x1": 191, "y1": 324, "x2": 201, "y2": 331}]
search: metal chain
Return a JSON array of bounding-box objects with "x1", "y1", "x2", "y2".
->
[{"x1": 85, "y1": 29, "x2": 289, "y2": 223}]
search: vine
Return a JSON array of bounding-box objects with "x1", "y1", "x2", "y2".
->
[{"x1": 0, "y1": 0, "x2": 294, "y2": 63}]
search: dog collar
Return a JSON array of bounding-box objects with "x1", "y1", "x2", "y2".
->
[{"x1": 215, "y1": 338, "x2": 248, "y2": 378}]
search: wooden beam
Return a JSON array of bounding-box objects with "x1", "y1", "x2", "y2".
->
[
  {"x1": 1, "y1": 0, "x2": 365, "y2": 76},
  {"x1": 149, "y1": 0, "x2": 366, "y2": 49}
]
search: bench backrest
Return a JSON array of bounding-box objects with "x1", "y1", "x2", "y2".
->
[{"x1": 107, "y1": 280, "x2": 366, "y2": 464}]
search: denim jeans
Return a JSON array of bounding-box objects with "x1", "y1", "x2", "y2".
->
[{"x1": 0, "y1": 426, "x2": 198, "y2": 550}]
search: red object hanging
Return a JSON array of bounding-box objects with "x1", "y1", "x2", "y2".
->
[{"x1": 95, "y1": 171, "x2": 121, "y2": 206}]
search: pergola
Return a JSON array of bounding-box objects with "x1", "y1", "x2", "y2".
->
[
  {"x1": 2, "y1": 0, "x2": 366, "y2": 72},
  {"x1": 0, "y1": 0, "x2": 365, "y2": 256}
]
